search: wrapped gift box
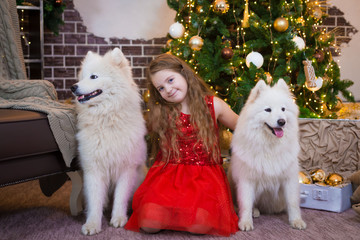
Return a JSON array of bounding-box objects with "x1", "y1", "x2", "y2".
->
[{"x1": 300, "y1": 183, "x2": 353, "y2": 212}]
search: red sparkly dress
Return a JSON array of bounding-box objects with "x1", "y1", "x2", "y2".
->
[{"x1": 125, "y1": 96, "x2": 238, "y2": 236}]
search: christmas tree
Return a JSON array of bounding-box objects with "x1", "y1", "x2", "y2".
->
[{"x1": 165, "y1": 0, "x2": 354, "y2": 118}]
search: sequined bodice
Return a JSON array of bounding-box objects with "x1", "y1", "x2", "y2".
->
[{"x1": 156, "y1": 96, "x2": 221, "y2": 166}]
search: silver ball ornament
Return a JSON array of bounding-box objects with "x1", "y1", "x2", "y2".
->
[
  {"x1": 246, "y1": 51, "x2": 264, "y2": 69},
  {"x1": 169, "y1": 22, "x2": 185, "y2": 39}
]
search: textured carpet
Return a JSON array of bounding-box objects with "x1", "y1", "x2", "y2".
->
[{"x1": 0, "y1": 180, "x2": 360, "y2": 240}]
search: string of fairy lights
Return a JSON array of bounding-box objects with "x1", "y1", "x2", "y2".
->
[
  {"x1": 165, "y1": 0, "x2": 349, "y2": 118},
  {"x1": 19, "y1": 9, "x2": 31, "y2": 57}
]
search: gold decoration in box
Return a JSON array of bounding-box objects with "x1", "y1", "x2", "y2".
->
[
  {"x1": 299, "y1": 171, "x2": 312, "y2": 184},
  {"x1": 300, "y1": 170, "x2": 345, "y2": 187},
  {"x1": 310, "y1": 169, "x2": 326, "y2": 183},
  {"x1": 325, "y1": 173, "x2": 344, "y2": 186}
]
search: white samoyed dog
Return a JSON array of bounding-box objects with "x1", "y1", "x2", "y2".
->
[
  {"x1": 230, "y1": 79, "x2": 306, "y2": 231},
  {"x1": 71, "y1": 48, "x2": 147, "y2": 235}
]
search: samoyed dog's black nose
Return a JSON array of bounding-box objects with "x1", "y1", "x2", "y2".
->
[
  {"x1": 71, "y1": 84, "x2": 78, "y2": 93},
  {"x1": 278, "y1": 119, "x2": 286, "y2": 126}
]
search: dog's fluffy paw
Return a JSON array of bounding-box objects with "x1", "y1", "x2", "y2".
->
[
  {"x1": 252, "y1": 208, "x2": 260, "y2": 218},
  {"x1": 110, "y1": 216, "x2": 128, "y2": 228},
  {"x1": 239, "y1": 220, "x2": 254, "y2": 231},
  {"x1": 81, "y1": 222, "x2": 101, "y2": 235},
  {"x1": 290, "y1": 219, "x2": 306, "y2": 230}
]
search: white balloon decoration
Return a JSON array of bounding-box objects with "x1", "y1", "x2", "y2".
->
[
  {"x1": 169, "y1": 22, "x2": 185, "y2": 39},
  {"x1": 292, "y1": 36, "x2": 306, "y2": 50},
  {"x1": 246, "y1": 51, "x2": 264, "y2": 69}
]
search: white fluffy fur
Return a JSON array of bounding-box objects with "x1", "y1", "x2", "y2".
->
[
  {"x1": 73, "y1": 48, "x2": 147, "y2": 235},
  {"x1": 230, "y1": 79, "x2": 306, "y2": 231}
]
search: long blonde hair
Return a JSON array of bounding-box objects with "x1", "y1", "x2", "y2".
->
[{"x1": 146, "y1": 53, "x2": 220, "y2": 164}]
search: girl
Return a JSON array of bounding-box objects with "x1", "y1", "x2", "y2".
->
[{"x1": 125, "y1": 53, "x2": 239, "y2": 236}]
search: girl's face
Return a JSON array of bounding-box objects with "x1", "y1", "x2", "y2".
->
[{"x1": 151, "y1": 69, "x2": 188, "y2": 105}]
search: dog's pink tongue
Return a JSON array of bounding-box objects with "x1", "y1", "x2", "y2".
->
[{"x1": 274, "y1": 128, "x2": 284, "y2": 138}]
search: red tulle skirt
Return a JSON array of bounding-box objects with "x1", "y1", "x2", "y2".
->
[{"x1": 125, "y1": 162, "x2": 239, "y2": 236}]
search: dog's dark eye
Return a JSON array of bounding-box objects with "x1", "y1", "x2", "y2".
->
[
  {"x1": 90, "y1": 74, "x2": 98, "y2": 79},
  {"x1": 265, "y1": 108, "x2": 271, "y2": 112},
  {"x1": 282, "y1": 107, "x2": 285, "y2": 112}
]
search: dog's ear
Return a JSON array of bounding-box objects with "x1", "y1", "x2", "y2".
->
[
  {"x1": 84, "y1": 51, "x2": 96, "y2": 61},
  {"x1": 247, "y1": 80, "x2": 267, "y2": 103},
  {"x1": 82, "y1": 51, "x2": 95, "y2": 64},
  {"x1": 276, "y1": 78, "x2": 290, "y2": 92},
  {"x1": 110, "y1": 47, "x2": 128, "y2": 67},
  {"x1": 79, "y1": 51, "x2": 97, "y2": 74}
]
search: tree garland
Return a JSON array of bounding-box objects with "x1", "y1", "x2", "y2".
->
[{"x1": 17, "y1": 0, "x2": 65, "y2": 35}]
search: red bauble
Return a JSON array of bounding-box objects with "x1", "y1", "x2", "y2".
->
[{"x1": 221, "y1": 47, "x2": 234, "y2": 60}]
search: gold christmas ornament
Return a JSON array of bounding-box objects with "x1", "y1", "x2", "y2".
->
[
  {"x1": 264, "y1": 72, "x2": 273, "y2": 84},
  {"x1": 242, "y1": 0, "x2": 250, "y2": 28},
  {"x1": 299, "y1": 171, "x2": 312, "y2": 184},
  {"x1": 189, "y1": 35, "x2": 204, "y2": 51},
  {"x1": 328, "y1": 96, "x2": 343, "y2": 112},
  {"x1": 274, "y1": 17, "x2": 289, "y2": 32},
  {"x1": 310, "y1": 169, "x2": 326, "y2": 183},
  {"x1": 219, "y1": 130, "x2": 233, "y2": 150},
  {"x1": 143, "y1": 89, "x2": 150, "y2": 103},
  {"x1": 166, "y1": 39, "x2": 173, "y2": 48},
  {"x1": 312, "y1": 6, "x2": 323, "y2": 19},
  {"x1": 297, "y1": 17, "x2": 305, "y2": 26},
  {"x1": 213, "y1": 0, "x2": 230, "y2": 14},
  {"x1": 196, "y1": 6, "x2": 204, "y2": 13},
  {"x1": 325, "y1": 173, "x2": 344, "y2": 186}
]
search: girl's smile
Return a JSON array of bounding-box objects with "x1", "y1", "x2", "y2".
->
[{"x1": 151, "y1": 69, "x2": 189, "y2": 110}]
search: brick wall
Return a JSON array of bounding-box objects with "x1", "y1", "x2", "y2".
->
[
  {"x1": 44, "y1": 0, "x2": 166, "y2": 100},
  {"x1": 44, "y1": 0, "x2": 357, "y2": 101},
  {"x1": 321, "y1": 6, "x2": 358, "y2": 55}
]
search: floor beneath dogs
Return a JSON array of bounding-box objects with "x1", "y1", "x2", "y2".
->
[{"x1": 0, "y1": 179, "x2": 359, "y2": 240}]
